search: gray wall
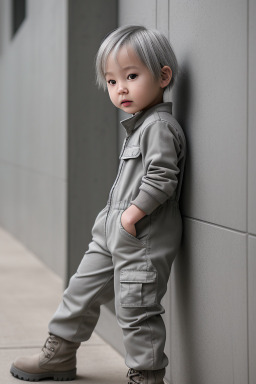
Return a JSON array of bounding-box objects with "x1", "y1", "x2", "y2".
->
[
  {"x1": 0, "y1": 0, "x2": 118, "y2": 283},
  {"x1": 0, "y1": 0, "x2": 68, "y2": 279},
  {"x1": 248, "y1": 2, "x2": 256, "y2": 383}
]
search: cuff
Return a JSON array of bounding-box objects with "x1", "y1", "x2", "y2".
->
[{"x1": 131, "y1": 190, "x2": 160, "y2": 215}]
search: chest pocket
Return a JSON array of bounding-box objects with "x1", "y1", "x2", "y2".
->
[{"x1": 120, "y1": 146, "x2": 141, "y2": 160}]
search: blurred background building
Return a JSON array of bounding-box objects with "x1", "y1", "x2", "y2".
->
[{"x1": 0, "y1": 1, "x2": 255, "y2": 384}]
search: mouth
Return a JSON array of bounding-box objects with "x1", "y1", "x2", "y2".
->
[{"x1": 121, "y1": 100, "x2": 132, "y2": 107}]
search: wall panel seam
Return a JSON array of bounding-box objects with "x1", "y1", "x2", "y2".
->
[
  {"x1": 167, "y1": 0, "x2": 169, "y2": 33},
  {"x1": 155, "y1": 0, "x2": 157, "y2": 28},
  {"x1": 183, "y1": 215, "x2": 248, "y2": 235},
  {"x1": 247, "y1": 1, "x2": 250, "y2": 382},
  {"x1": 246, "y1": 0, "x2": 249, "y2": 236}
]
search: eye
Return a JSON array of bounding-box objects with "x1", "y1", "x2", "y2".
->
[
  {"x1": 107, "y1": 79, "x2": 116, "y2": 85},
  {"x1": 127, "y1": 74, "x2": 137, "y2": 80}
]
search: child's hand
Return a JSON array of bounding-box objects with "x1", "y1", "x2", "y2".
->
[
  {"x1": 120, "y1": 204, "x2": 146, "y2": 237},
  {"x1": 121, "y1": 212, "x2": 137, "y2": 237}
]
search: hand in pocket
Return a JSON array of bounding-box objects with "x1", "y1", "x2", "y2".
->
[{"x1": 121, "y1": 211, "x2": 137, "y2": 237}]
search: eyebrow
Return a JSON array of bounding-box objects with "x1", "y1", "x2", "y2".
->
[{"x1": 105, "y1": 65, "x2": 140, "y2": 76}]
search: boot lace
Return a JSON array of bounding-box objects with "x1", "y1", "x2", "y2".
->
[
  {"x1": 42, "y1": 335, "x2": 59, "y2": 359},
  {"x1": 127, "y1": 368, "x2": 144, "y2": 383}
]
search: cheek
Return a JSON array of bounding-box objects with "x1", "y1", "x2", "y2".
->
[
  {"x1": 132, "y1": 84, "x2": 145, "y2": 98},
  {"x1": 107, "y1": 89, "x2": 116, "y2": 102},
  {"x1": 136, "y1": 87, "x2": 151, "y2": 103}
]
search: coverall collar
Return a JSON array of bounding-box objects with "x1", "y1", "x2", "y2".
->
[{"x1": 120, "y1": 102, "x2": 173, "y2": 136}]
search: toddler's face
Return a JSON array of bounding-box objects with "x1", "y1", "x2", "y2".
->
[{"x1": 105, "y1": 45, "x2": 164, "y2": 114}]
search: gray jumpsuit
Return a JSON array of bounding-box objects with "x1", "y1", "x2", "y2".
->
[{"x1": 49, "y1": 102, "x2": 186, "y2": 371}]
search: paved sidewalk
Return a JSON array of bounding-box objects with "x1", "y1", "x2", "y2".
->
[{"x1": 0, "y1": 227, "x2": 127, "y2": 383}]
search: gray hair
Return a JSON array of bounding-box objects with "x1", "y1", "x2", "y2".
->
[{"x1": 95, "y1": 25, "x2": 178, "y2": 91}]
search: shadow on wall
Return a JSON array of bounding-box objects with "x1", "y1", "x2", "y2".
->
[
  {"x1": 174, "y1": 58, "x2": 193, "y2": 220},
  {"x1": 0, "y1": 2, "x2": 4, "y2": 56},
  {"x1": 170, "y1": 224, "x2": 195, "y2": 383},
  {"x1": 172, "y1": 57, "x2": 193, "y2": 218},
  {"x1": 169, "y1": 59, "x2": 195, "y2": 382},
  {"x1": 173, "y1": 57, "x2": 193, "y2": 220},
  {"x1": 174, "y1": 59, "x2": 192, "y2": 132}
]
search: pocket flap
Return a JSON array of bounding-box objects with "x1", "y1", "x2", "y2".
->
[
  {"x1": 120, "y1": 146, "x2": 141, "y2": 160},
  {"x1": 120, "y1": 270, "x2": 157, "y2": 283}
]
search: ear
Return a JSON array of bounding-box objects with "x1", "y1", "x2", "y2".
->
[{"x1": 160, "y1": 66, "x2": 172, "y2": 88}]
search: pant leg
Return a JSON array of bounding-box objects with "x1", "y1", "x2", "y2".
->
[
  {"x1": 49, "y1": 205, "x2": 114, "y2": 343},
  {"x1": 107, "y1": 200, "x2": 182, "y2": 371}
]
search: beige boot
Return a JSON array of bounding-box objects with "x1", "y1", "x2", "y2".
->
[
  {"x1": 10, "y1": 334, "x2": 80, "y2": 381},
  {"x1": 127, "y1": 368, "x2": 166, "y2": 384}
]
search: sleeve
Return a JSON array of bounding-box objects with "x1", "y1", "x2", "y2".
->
[{"x1": 130, "y1": 120, "x2": 181, "y2": 215}]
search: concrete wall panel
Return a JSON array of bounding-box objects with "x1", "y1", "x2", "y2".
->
[
  {"x1": 165, "y1": 218, "x2": 248, "y2": 384},
  {"x1": 0, "y1": 0, "x2": 67, "y2": 179},
  {"x1": 119, "y1": 0, "x2": 156, "y2": 27},
  {"x1": 249, "y1": 236, "x2": 256, "y2": 384},
  {"x1": 0, "y1": 162, "x2": 67, "y2": 278},
  {"x1": 0, "y1": 0, "x2": 68, "y2": 279},
  {"x1": 20, "y1": 169, "x2": 67, "y2": 278},
  {"x1": 248, "y1": 0, "x2": 256, "y2": 235},
  {"x1": 0, "y1": 164, "x2": 16, "y2": 232},
  {"x1": 169, "y1": 0, "x2": 247, "y2": 231},
  {"x1": 156, "y1": 0, "x2": 169, "y2": 36}
]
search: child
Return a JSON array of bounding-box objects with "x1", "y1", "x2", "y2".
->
[{"x1": 10, "y1": 25, "x2": 186, "y2": 384}]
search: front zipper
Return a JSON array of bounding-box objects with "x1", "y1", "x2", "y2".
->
[{"x1": 104, "y1": 136, "x2": 131, "y2": 238}]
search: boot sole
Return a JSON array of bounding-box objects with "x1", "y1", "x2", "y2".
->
[{"x1": 10, "y1": 364, "x2": 76, "y2": 381}]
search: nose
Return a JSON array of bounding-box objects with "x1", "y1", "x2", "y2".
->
[{"x1": 117, "y1": 82, "x2": 128, "y2": 94}]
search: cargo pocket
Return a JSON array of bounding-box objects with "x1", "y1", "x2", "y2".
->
[{"x1": 120, "y1": 270, "x2": 157, "y2": 307}]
